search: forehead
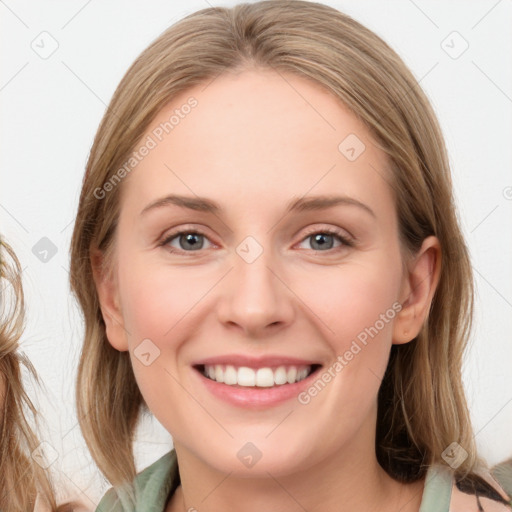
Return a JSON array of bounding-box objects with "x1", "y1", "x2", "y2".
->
[{"x1": 121, "y1": 68, "x2": 394, "y2": 217}]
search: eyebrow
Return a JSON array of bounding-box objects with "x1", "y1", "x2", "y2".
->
[{"x1": 140, "y1": 194, "x2": 376, "y2": 219}]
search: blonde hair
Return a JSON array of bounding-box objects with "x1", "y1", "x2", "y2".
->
[
  {"x1": 0, "y1": 238, "x2": 72, "y2": 511},
  {"x1": 71, "y1": 0, "x2": 482, "y2": 488}
]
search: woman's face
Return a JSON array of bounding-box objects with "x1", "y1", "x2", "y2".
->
[{"x1": 99, "y1": 68, "x2": 424, "y2": 476}]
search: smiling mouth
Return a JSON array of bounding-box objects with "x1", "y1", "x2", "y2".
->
[{"x1": 194, "y1": 364, "x2": 322, "y2": 388}]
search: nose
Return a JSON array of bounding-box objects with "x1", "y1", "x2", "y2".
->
[{"x1": 216, "y1": 245, "x2": 295, "y2": 338}]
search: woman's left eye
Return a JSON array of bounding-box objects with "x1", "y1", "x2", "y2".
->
[{"x1": 297, "y1": 230, "x2": 352, "y2": 251}]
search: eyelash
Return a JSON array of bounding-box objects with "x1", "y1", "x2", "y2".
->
[{"x1": 158, "y1": 226, "x2": 354, "y2": 255}]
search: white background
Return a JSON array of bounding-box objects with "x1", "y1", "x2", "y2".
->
[{"x1": 1, "y1": 0, "x2": 511, "y2": 508}]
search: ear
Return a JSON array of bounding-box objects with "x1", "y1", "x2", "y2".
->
[
  {"x1": 90, "y1": 247, "x2": 129, "y2": 352},
  {"x1": 392, "y1": 236, "x2": 441, "y2": 345}
]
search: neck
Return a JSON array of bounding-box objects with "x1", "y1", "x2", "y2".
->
[{"x1": 167, "y1": 418, "x2": 424, "y2": 512}]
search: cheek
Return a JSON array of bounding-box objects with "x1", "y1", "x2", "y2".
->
[
  {"x1": 294, "y1": 259, "x2": 402, "y2": 353},
  {"x1": 115, "y1": 259, "x2": 208, "y2": 416},
  {"x1": 117, "y1": 258, "x2": 216, "y2": 343},
  {"x1": 293, "y1": 261, "x2": 401, "y2": 420}
]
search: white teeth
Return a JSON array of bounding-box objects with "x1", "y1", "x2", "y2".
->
[
  {"x1": 215, "y1": 365, "x2": 224, "y2": 383},
  {"x1": 297, "y1": 368, "x2": 308, "y2": 381},
  {"x1": 256, "y1": 368, "x2": 274, "y2": 387},
  {"x1": 224, "y1": 365, "x2": 237, "y2": 385},
  {"x1": 237, "y1": 367, "x2": 255, "y2": 386},
  {"x1": 286, "y1": 367, "x2": 297, "y2": 384},
  {"x1": 274, "y1": 366, "x2": 288, "y2": 385},
  {"x1": 202, "y1": 364, "x2": 313, "y2": 387}
]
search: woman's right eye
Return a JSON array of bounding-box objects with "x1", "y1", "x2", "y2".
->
[{"x1": 161, "y1": 231, "x2": 214, "y2": 253}]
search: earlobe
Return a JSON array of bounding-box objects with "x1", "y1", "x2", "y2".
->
[
  {"x1": 392, "y1": 236, "x2": 441, "y2": 345},
  {"x1": 90, "y1": 247, "x2": 129, "y2": 352}
]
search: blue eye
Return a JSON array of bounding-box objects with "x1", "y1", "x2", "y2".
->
[
  {"x1": 298, "y1": 230, "x2": 353, "y2": 251},
  {"x1": 163, "y1": 231, "x2": 213, "y2": 252},
  {"x1": 309, "y1": 233, "x2": 336, "y2": 250}
]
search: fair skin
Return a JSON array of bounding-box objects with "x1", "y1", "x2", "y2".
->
[{"x1": 93, "y1": 68, "x2": 440, "y2": 511}]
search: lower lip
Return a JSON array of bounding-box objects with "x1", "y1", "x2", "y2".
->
[{"x1": 193, "y1": 367, "x2": 320, "y2": 409}]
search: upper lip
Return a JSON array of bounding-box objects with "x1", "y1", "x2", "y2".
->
[{"x1": 192, "y1": 354, "x2": 322, "y2": 369}]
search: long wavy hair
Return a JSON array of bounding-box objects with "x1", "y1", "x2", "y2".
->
[
  {"x1": 0, "y1": 238, "x2": 75, "y2": 511},
  {"x1": 70, "y1": 0, "x2": 488, "y2": 491}
]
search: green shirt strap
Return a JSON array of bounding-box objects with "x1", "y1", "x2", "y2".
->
[
  {"x1": 491, "y1": 459, "x2": 512, "y2": 504},
  {"x1": 96, "y1": 450, "x2": 179, "y2": 512},
  {"x1": 419, "y1": 464, "x2": 452, "y2": 511}
]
